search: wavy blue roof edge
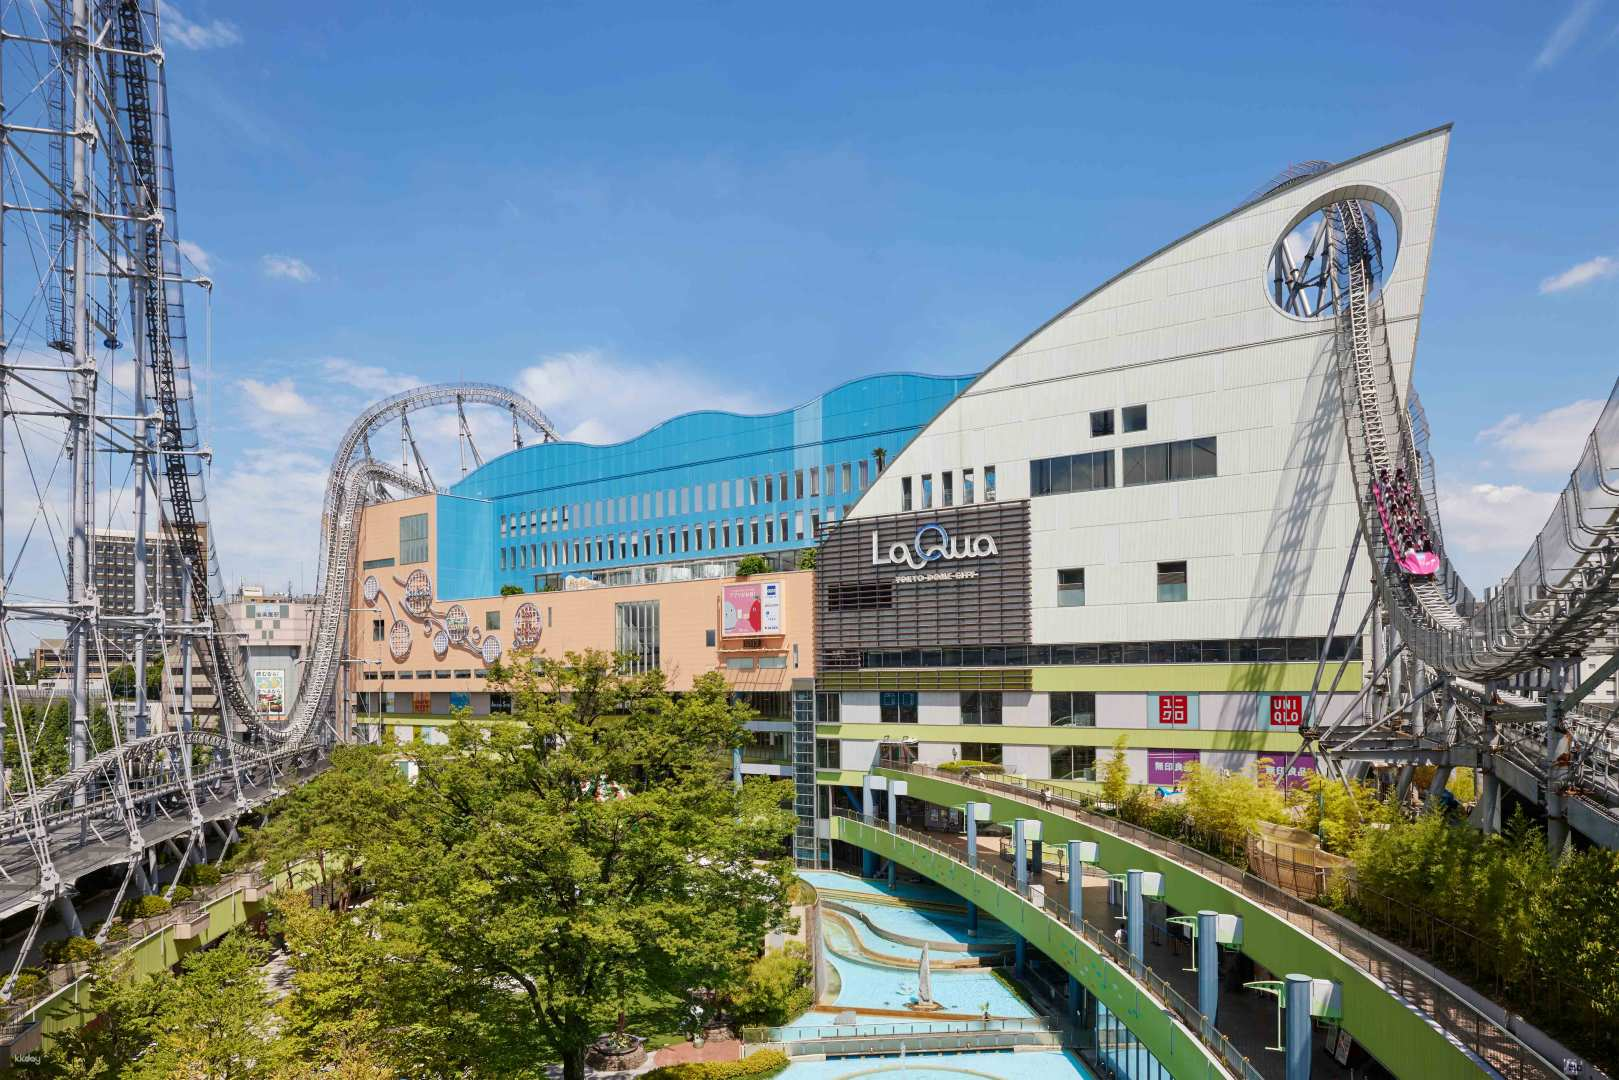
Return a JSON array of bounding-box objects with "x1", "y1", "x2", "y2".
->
[{"x1": 450, "y1": 369, "x2": 978, "y2": 491}]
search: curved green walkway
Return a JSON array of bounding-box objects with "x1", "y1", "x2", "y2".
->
[
  {"x1": 830, "y1": 815, "x2": 1236, "y2": 1080},
  {"x1": 872, "y1": 768, "x2": 1488, "y2": 1080}
]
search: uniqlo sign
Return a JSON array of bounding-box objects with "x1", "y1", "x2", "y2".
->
[
  {"x1": 1269, "y1": 694, "x2": 1304, "y2": 727},
  {"x1": 1158, "y1": 695, "x2": 1190, "y2": 725}
]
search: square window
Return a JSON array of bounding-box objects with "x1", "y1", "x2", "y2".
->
[
  {"x1": 1090, "y1": 409, "x2": 1115, "y2": 437},
  {"x1": 879, "y1": 691, "x2": 918, "y2": 724},
  {"x1": 485, "y1": 611, "x2": 501, "y2": 630},
  {"x1": 1057, "y1": 568, "x2": 1086, "y2": 607},
  {"x1": 1122, "y1": 404, "x2": 1148, "y2": 433},
  {"x1": 1156, "y1": 561, "x2": 1188, "y2": 603},
  {"x1": 961, "y1": 691, "x2": 1002, "y2": 725},
  {"x1": 959, "y1": 742, "x2": 1002, "y2": 766}
]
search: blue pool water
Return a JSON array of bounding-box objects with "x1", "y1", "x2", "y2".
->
[{"x1": 778, "y1": 1049, "x2": 1094, "y2": 1078}]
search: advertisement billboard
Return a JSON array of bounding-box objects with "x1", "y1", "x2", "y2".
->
[
  {"x1": 253, "y1": 669, "x2": 285, "y2": 716},
  {"x1": 723, "y1": 581, "x2": 782, "y2": 636},
  {"x1": 1146, "y1": 692, "x2": 1200, "y2": 728},
  {"x1": 1147, "y1": 749, "x2": 1199, "y2": 787},
  {"x1": 1257, "y1": 752, "x2": 1316, "y2": 790},
  {"x1": 1267, "y1": 693, "x2": 1305, "y2": 728}
]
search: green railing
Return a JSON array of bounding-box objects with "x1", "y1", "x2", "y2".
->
[
  {"x1": 884, "y1": 761, "x2": 1566, "y2": 1080},
  {"x1": 832, "y1": 810, "x2": 1257, "y2": 1080}
]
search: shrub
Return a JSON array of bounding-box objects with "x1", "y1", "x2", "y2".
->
[
  {"x1": 939, "y1": 760, "x2": 1002, "y2": 775},
  {"x1": 1180, "y1": 764, "x2": 1287, "y2": 856},
  {"x1": 644, "y1": 1049, "x2": 789, "y2": 1080},
  {"x1": 1100, "y1": 734, "x2": 1131, "y2": 808},
  {"x1": 735, "y1": 555, "x2": 770, "y2": 578},
  {"x1": 795, "y1": 548, "x2": 817, "y2": 570},
  {"x1": 181, "y1": 863, "x2": 223, "y2": 887},
  {"x1": 86, "y1": 919, "x2": 130, "y2": 943},
  {"x1": 120, "y1": 894, "x2": 172, "y2": 920},
  {"x1": 169, "y1": 885, "x2": 194, "y2": 904},
  {"x1": 42, "y1": 935, "x2": 100, "y2": 964},
  {"x1": 500, "y1": 584, "x2": 524, "y2": 596},
  {"x1": 730, "y1": 942, "x2": 813, "y2": 1027},
  {"x1": 11, "y1": 968, "x2": 47, "y2": 999}
]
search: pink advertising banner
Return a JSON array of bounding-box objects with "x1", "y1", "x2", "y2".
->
[{"x1": 1147, "y1": 750, "x2": 1199, "y2": 787}]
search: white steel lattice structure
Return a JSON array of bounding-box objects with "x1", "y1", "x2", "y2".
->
[{"x1": 0, "y1": 0, "x2": 558, "y2": 995}]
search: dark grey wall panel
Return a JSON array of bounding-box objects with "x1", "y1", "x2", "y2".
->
[{"x1": 816, "y1": 501, "x2": 1031, "y2": 669}]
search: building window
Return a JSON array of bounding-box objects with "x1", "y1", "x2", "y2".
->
[
  {"x1": 1156, "y1": 561, "x2": 1188, "y2": 603},
  {"x1": 942, "y1": 471, "x2": 954, "y2": 507},
  {"x1": 1090, "y1": 409, "x2": 1114, "y2": 437},
  {"x1": 817, "y1": 692, "x2": 841, "y2": 724},
  {"x1": 984, "y1": 465, "x2": 996, "y2": 501},
  {"x1": 960, "y1": 742, "x2": 1002, "y2": 766},
  {"x1": 962, "y1": 468, "x2": 975, "y2": 504},
  {"x1": 961, "y1": 691, "x2": 1002, "y2": 725},
  {"x1": 1123, "y1": 404, "x2": 1148, "y2": 433},
  {"x1": 1050, "y1": 746, "x2": 1096, "y2": 780},
  {"x1": 615, "y1": 600, "x2": 661, "y2": 674},
  {"x1": 879, "y1": 691, "x2": 918, "y2": 724},
  {"x1": 1050, "y1": 691, "x2": 1096, "y2": 727},
  {"x1": 489, "y1": 693, "x2": 512, "y2": 715},
  {"x1": 921, "y1": 475, "x2": 934, "y2": 509},
  {"x1": 399, "y1": 513, "x2": 429, "y2": 565},
  {"x1": 371, "y1": 619, "x2": 384, "y2": 642},
  {"x1": 486, "y1": 611, "x2": 501, "y2": 630},
  {"x1": 1057, "y1": 568, "x2": 1086, "y2": 607},
  {"x1": 362, "y1": 557, "x2": 395, "y2": 570},
  {"x1": 1122, "y1": 437, "x2": 1217, "y2": 487},
  {"x1": 1031, "y1": 451, "x2": 1114, "y2": 496},
  {"x1": 901, "y1": 477, "x2": 913, "y2": 512},
  {"x1": 816, "y1": 738, "x2": 841, "y2": 769}
]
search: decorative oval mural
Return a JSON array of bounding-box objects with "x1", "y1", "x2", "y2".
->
[
  {"x1": 388, "y1": 619, "x2": 413, "y2": 662},
  {"x1": 363, "y1": 575, "x2": 380, "y2": 603},
  {"x1": 513, "y1": 602, "x2": 542, "y2": 648},
  {"x1": 480, "y1": 635, "x2": 502, "y2": 665},
  {"x1": 445, "y1": 604, "x2": 469, "y2": 644},
  {"x1": 403, "y1": 569, "x2": 433, "y2": 616}
]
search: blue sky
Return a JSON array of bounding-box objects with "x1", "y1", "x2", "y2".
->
[{"x1": 156, "y1": 1, "x2": 1618, "y2": 593}]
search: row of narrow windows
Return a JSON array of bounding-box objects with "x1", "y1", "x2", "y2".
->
[
  {"x1": 899, "y1": 465, "x2": 996, "y2": 512},
  {"x1": 497, "y1": 461, "x2": 878, "y2": 541},
  {"x1": 499, "y1": 505, "x2": 851, "y2": 571}
]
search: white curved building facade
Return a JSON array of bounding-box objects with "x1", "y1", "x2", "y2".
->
[{"x1": 812, "y1": 127, "x2": 1450, "y2": 797}]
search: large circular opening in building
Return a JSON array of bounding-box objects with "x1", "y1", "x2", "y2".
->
[{"x1": 1268, "y1": 198, "x2": 1398, "y2": 319}]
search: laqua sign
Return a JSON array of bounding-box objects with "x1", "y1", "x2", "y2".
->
[{"x1": 871, "y1": 523, "x2": 999, "y2": 571}]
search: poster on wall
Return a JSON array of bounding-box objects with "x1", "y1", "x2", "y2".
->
[
  {"x1": 1146, "y1": 692, "x2": 1199, "y2": 729},
  {"x1": 722, "y1": 581, "x2": 783, "y2": 636},
  {"x1": 253, "y1": 669, "x2": 285, "y2": 716},
  {"x1": 1257, "y1": 752, "x2": 1316, "y2": 790},
  {"x1": 1147, "y1": 749, "x2": 1199, "y2": 787},
  {"x1": 1267, "y1": 693, "x2": 1305, "y2": 728}
]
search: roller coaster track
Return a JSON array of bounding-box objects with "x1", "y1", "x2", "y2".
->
[
  {"x1": 0, "y1": 2, "x2": 561, "y2": 945},
  {"x1": 1330, "y1": 195, "x2": 1619, "y2": 678}
]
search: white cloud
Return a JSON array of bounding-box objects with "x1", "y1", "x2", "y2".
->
[
  {"x1": 319, "y1": 358, "x2": 423, "y2": 398},
  {"x1": 237, "y1": 380, "x2": 317, "y2": 420},
  {"x1": 159, "y1": 2, "x2": 242, "y2": 50},
  {"x1": 1533, "y1": 0, "x2": 1601, "y2": 69},
  {"x1": 1477, "y1": 398, "x2": 1604, "y2": 474},
  {"x1": 1538, "y1": 254, "x2": 1616, "y2": 294},
  {"x1": 208, "y1": 448, "x2": 329, "y2": 592},
  {"x1": 261, "y1": 254, "x2": 317, "y2": 284},
  {"x1": 514, "y1": 349, "x2": 773, "y2": 445},
  {"x1": 177, "y1": 239, "x2": 214, "y2": 275},
  {"x1": 1437, "y1": 482, "x2": 1558, "y2": 586}
]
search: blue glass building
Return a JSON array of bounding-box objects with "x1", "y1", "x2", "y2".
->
[{"x1": 434, "y1": 372, "x2": 975, "y2": 600}]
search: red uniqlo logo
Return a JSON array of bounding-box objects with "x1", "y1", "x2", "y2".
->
[
  {"x1": 1270, "y1": 694, "x2": 1303, "y2": 727},
  {"x1": 1158, "y1": 695, "x2": 1189, "y2": 725}
]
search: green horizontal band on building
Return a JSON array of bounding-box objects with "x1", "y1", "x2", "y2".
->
[
  {"x1": 815, "y1": 669, "x2": 1034, "y2": 692},
  {"x1": 873, "y1": 768, "x2": 1487, "y2": 1080},
  {"x1": 818, "y1": 724, "x2": 1305, "y2": 752},
  {"x1": 1031, "y1": 662, "x2": 1362, "y2": 693}
]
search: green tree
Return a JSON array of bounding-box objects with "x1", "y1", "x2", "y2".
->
[
  {"x1": 367, "y1": 650, "x2": 797, "y2": 1080},
  {"x1": 1100, "y1": 734, "x2": 1131, "y2": 808},
  {"x1": 108, "y1": 664, "x2": 137, "y2": 698},
  {"x1": 795, "y1": 548, "x2": 817, "y2": 570},
  {"x1": 16, "y1": 952, "x2": 172, "y2": 1078},
  {"x1": 735, "y1": 554, "x2": 770, "y2": 577},
  {"x1": 1179, "y1": 764, "x2": 1288, "y2": 855},
  {"x1": 235, "y1": 744, "x2": 409, "y2": 907},
  {"x1": 135, "y1": 932, "x2": 287, "y2": 1080},
  {"x1": 729, "y1": 942, "x2": 812, "y2": 1026}
]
